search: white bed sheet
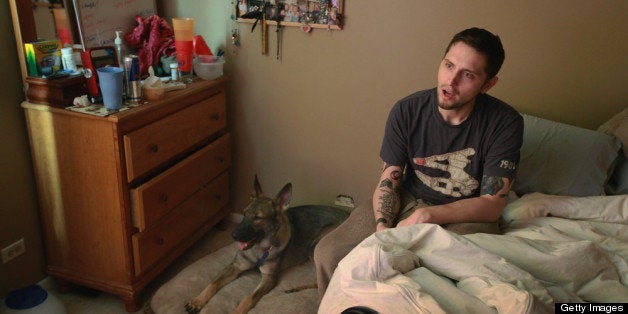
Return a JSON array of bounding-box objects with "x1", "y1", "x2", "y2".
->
[{"x1": 319, "y1": 193, "x2": 628, "y2": 314}]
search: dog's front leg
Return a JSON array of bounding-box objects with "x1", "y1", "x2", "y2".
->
[
  {"x1": 185, "y1": 264, "x2": 242, "y2": 314},
  {"x1": 230, "y1": 273, "x2": 277, "y2": 314}
]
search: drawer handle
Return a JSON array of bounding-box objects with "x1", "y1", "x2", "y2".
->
[
  {"x1": 216, "y1": 156, "x2": 225, "y2": 163},
  {"x1": 214, "y1": 194, "x2": 222, "y2": 200},
  {"x1": 149, "y1": 144, "x2": 159, "y2": 153},
  {"x1": 155, "y1": 237, "x2": 165, "y2": 246},
  {"x1": 160, "y1": 193, "x2": 169, "y2": 202},
  {"x1": 210, "y1": 113, "x2": 221, "y2": 121}
]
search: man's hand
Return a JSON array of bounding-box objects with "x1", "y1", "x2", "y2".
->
[
  {"x1": 395, "y1": 175, "x2": 513, "y2": 228},
  {"x1": 396, "y1": 207, "x2": 431, "y2": 227}
]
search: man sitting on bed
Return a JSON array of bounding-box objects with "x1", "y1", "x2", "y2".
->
[{"x1": 314, "y1": 27, "x2": 524, "y2": 298}]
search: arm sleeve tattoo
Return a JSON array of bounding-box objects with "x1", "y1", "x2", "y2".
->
[
  {"x1": 376, "y1": 164, "x2": 402, "y2": 222},
  {"x1": 481, "y1": 176, "x2": 508, "y2": 198}
]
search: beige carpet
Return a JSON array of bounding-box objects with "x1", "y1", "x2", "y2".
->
[
  {"x1": 37, "y1": 222, "x2": 237, "y2": 314},
  {"x1": 150, "y1": 243, "x2": 319, "y2": 314}
]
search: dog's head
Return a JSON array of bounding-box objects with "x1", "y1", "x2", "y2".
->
[{"x1": 232, "y1": 175, "x2": 292, "y2": 251}]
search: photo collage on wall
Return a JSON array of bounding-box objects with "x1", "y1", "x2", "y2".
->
[{"x1": 237, "y1": 0, "x2": 342, "y2": 26}]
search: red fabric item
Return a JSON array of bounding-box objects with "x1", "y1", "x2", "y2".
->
[{"x1": 125, "y1": 15, "x2": 175, "y2": 76}]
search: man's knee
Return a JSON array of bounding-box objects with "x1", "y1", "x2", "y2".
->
[{"x1": 314, "y1": 233, "x2": 335, "y2": 266}]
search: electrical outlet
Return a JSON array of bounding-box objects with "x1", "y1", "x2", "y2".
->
[{"x1": 2, "y1": 238, "x2": 26, "y2": 264}]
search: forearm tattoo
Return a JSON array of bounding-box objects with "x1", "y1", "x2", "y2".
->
[
  {"x1": 378, "y1": 179, "x2": 398, "y2": 218},
  {"x1": 376, "y1": 164, "x2": 402, "y2": 222},
  {"x1": 481, "y1": 176, "x2": 508, "y2": 198}
]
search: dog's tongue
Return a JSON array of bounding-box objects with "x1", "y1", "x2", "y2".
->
[{"x1": 237, "y1": 241, "x2": 249, "y2": 251}]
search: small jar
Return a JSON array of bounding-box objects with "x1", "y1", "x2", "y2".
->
[{"x1": 170, "y1": 63, "x2": 179, "y2": 81}]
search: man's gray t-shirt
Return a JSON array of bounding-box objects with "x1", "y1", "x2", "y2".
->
[{"x1": 380, "y1": 88, "x2": 524, "y2": 205}]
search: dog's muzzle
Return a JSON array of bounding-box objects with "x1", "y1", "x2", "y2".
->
[{"x1": 231, "y1": 223, "x2": 264, "y2": 251}]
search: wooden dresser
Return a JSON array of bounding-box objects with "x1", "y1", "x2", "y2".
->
[{"x1": 21, "y1": 78, "x2": 231, "y2": 311}]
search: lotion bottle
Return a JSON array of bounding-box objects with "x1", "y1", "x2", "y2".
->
[
  {"x1": 114, "y1": 31, "x2": 128, "y2": 99},
  {"x1": 114, "y1": 31, "x2": 125, "y2": 68}
]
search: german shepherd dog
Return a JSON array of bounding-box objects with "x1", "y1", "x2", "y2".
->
[{"x1": 184, "y1": 176, "x2": 349, "y2": 314}]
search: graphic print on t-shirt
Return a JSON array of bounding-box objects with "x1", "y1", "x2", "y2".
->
[{"x1": 413, "y1": 148, "x2": 479, "y2": 198}]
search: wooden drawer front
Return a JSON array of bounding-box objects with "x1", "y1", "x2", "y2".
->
[
  {"x1": 130, "y1": 134, "x2": 230, "y2": 231},
  {"x1": 123, "y1": 92, "x2": 227, "y2": 182},
  {"x1": 132, "y1": 172, "x2": 229, "y2": 275}
]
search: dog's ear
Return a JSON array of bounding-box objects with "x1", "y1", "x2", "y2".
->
[
  {"x1": 253, "y1": 174, "x2": 264, "y2": 197},
  {"x1": 275, "y1": 183, "x2": 292, "y2": 211}
]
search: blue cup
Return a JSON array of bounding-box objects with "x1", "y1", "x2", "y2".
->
[{"x1": 97, "y1": 66, "x2": 124, "y2": 110}]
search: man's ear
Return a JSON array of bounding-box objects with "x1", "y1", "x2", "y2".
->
[{"x1": 481, "y1": 76, "x2": 498, "y2": 94}]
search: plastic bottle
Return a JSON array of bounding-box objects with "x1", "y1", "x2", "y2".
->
[
  {"x1": 61, "y1": 47, "x2": 76, "y2": 72},
  {"x1": 114, "y1": 31, "x2": 127, "y2": 98},
  {"x1": 170, "y1": 63, "x2": 179, "y2": 81},
  {"x1": 114, "y1": 31, "x2": 125, "y2": 68}
]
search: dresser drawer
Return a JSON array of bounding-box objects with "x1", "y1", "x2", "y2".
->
[
  {"x1": 130, "y1": 134, "x2": 230, "y2": 231},
  {"x1": 132, "y1": 172, "x2": 229, "y2": 275},
  {"x1": 123, "y1": 92, "x2": 227, "y2": 182}
]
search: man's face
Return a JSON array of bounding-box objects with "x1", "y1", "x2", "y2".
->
[{"x1": 437, "y1": 42, "x2": 497, "y2": 111}]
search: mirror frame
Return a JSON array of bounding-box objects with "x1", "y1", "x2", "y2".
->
[
  {"x1": 9, "y1": 0, "x2": 37, "y2": 85},
  {"x1": 9, "y1": 0, "x2": 80, "y2": 87}
]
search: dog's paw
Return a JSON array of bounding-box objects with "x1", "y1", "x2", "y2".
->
[{"x1": 184, "y1": 300, "x2": 204, "y2": 314}]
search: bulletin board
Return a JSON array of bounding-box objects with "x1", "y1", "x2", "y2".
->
[{"x1": 72, "y1": 0, "x2": 156, "y2": 49}]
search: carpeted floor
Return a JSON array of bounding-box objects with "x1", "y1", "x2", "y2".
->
[{"x1": 37, "y1": 222, "x2": 237, "y2": 314}]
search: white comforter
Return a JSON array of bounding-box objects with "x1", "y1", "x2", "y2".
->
[{"x1": 319, "y1": 193, "x2": 628, "y2": 313}]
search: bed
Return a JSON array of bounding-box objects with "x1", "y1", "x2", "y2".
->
[
  {"x1": 151, "y1": 110, "x2": 628, "y2": 313},
  {"x1": 320, "y1": 192, "x2": 628, "y2": 313}
]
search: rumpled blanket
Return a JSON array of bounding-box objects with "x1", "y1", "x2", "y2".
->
[{"x1": 319, "y1": 193, "x2": 628, "y2": 313}]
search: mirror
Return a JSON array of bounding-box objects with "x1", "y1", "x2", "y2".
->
[{"x1": 10, "y1": 0, "x2": 80, "y2": 83}]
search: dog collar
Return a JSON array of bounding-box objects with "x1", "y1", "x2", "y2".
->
[{"x1": 256, "y1": 247, "x2": 273, "y2": 267}]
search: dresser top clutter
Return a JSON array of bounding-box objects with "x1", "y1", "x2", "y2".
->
[{"x1": 10, "y1": 0, "x2": 224, "y2": 110}]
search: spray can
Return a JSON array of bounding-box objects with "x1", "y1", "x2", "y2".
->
[{"x1": 124, "y1": 55, "x2": 142, "y2": 104}]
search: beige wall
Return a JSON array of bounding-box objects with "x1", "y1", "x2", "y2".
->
[
  {"x1": 1, "y1": 0, "x2": 626, "y2": 296},
  {"x1": 0, "y1": 1, "x2": 46, "y2": 296},
  {"x1": 210, "y1": 1, "x2": 628, "y2": 213}
]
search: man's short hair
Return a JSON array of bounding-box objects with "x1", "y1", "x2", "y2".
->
[{"x1": 445, "y1": 28, "x2": 505, "y2": 79}]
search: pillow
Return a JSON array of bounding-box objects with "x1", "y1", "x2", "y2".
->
[
  {"x1": 598, "y1": 107, "x2": 628, "y2": 195},
  {"x1": 605, "y1": 154, "x2": 628, "y2": 195},
  {"x1": 598, "y1": 107, "x2": 628, "y2": 157},
  {"x1": 512, "y1": 114, "x2": 621, "y2": 197}
]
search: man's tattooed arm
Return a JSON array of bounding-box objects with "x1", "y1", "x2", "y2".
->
[
  {"x1": 480, "y1": 175, "x2": 510, "y2": 198},
  {"x1": 377, "y1": 178, "x2": 398, "y2": 220},
  {"x1": 373, "y1": 163, "x2": 403, "y2": 229}
]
